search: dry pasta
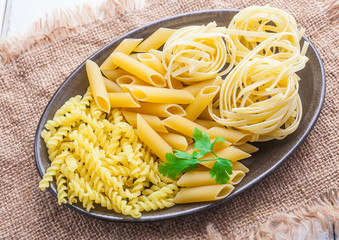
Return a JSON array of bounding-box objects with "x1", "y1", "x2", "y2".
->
[{"x1": 39, "y1": 88, "x2": 177, "y2": 218}]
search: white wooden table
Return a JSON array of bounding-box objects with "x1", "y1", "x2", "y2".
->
[{"x1": 0, "y1": 0, "x2": 336, "y2": 239}]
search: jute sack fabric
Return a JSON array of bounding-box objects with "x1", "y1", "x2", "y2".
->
[{"x1": 0, "y1": 0, "x2": 338, "y2": 239}]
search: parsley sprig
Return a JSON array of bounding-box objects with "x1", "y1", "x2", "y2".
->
[{"x1": 159, "y1": 128, "x2": 233, "y2": 184}]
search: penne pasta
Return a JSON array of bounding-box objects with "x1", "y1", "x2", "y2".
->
[
  {"x1": 100, "y1": 38, "x2": 143, "y2": 70},
  {"x1": 158, "y1": 132, "x2": 188, "y2": 151},
  {"x1": 182, "y1": 79, "x2": 215, "y2": 96},
  {"x1": 116, "y1": 75, "x2": 151, "y2": 86},
  {"x1": 103, "y1": 77, "x2": 123, "y2": 93},
  {"x1": 85, "y1": 60, "x2": 110, "y2": 113},
  {"x1": 126, "y1": 102, "x2": 186, "y2": 117},
  {"x1": 177, "y1": 170, "x2": 245, "y2": 187},
  {"x1": 206, "y1": 127, "x2": 252, "y2": 145},
  {"x1": 134, "y1": 28, "x2": 176, "y2": 52},
  {"x1": 177, "y1": 171, "x2": 216, "y2": 187},
  {"x1": 232, "y1": 162, "x2": 249, "y2": 173},
  {"x1": 162, "y1": 115, "x2": 207, "y2": 137},
  {"x1": 228, "y1": 170, "x2": 245, "y2": 185},
  {"x1": 137, "y1": 53, "x2": 166, "y2": 76},
  {"x1": 236, "y1": 143, "x2": 259, "y2": 154},
  {"x1": 200, "y1": 146, "x2": 251, "y2": 168},
  {"x1": 194, "y1": 119, "x2": 222, "y2": 129},
  {"x1": 173, "y1": 184, "x2": 234, "y2": 203},
  {"x1": 185, "y1": 85, "x2": 220, "y2": 121},
  {"x1": 111, "y1": 52, "x2": 166, "y2": 87},
  {"x1": 198, "y1": 107, "x2": 213, "y2": 120},
  {"x1": 108, "y1": 93, "x2": 140, "y2": 108},
  {"x1": 101, "y1": 68, "x2": 129, "y2": 81},
  {"x1": 120, "y1": 85, "x2": 194, "y2": 104},
  {"x1": 137, "y1": 114, "x2": 172, "y2": 162},
  {"x1": 121, "y1": 110, "x2": 168, "y2": 133}
]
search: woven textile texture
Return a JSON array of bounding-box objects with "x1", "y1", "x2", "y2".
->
[{"x1": 0, "y1": 0, "x2": 338, "y2": 239}]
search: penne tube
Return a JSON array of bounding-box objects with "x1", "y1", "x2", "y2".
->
[
  {"x1": 121, "y1": 110, "x2": 168, "y2": 133},
  {"x1": 121, "y1": 85, "x2": 194, "y2": 104},
  {"x1": 200, "y1": 146, "x2": 251, "y2": 168},
  {"x1": 116, "y1": 75, "x2": 151, "y2": 86},
  {"x1": 177, "y1": 171, "x2": 216, "y2": 187},
  {"x1": 212, "y1": 140, "x2": 232, "y2": 152},
  {"x1": 137, "y1": 53, "x2": 166, "y2": 76},
  {"x1": 100, "y1": 38, "x2": 143, "y2": 70},
  {"x1": 182, "y1": 79, "x2": 215, "y2": 96},
  {"x1": 162, "y1": 115, "x2": 207, "y2": 138},
  {"x1": 101, "y1": 68, "x2": 129, "y2": 81},
  {"x1": 137, "y1": 114, "x2": 172, "y2": 162},
  {"x1": 158, "y1": 132, "x2": 188, "y2": 151},
  {"x1": 177, "y1": 170, "x2": 245, "y2": 187},
  {"x1": 173, "y1": 184, "x2": 234, "y2": 203},
  {"x1": 206, "y1": 127, "x2": 252, "y2": 145},
  {"x1": 185, "y1": 85, "x2": 220, "y2": 121},
  {"x1": 134, "y1": 28, "x2": 176, "y2": 52},
  {"x1": 111, "y1": 52, "x2": 166, "y2": 87},
  {"x1": 232, "y1": 162, "x2": 249, "y2": 173},
  {"x1": 198, "y1": 107, "x2": 213, "y2": 120},
  {"x1": 194, "y1": 119, "x2": 222, "y2": 129},
  {"x1": 86, "y1": 60, "x2": 110, "y2": 113},
  {"x1": 103, "y1": 77, "x2": 123, "y2": 93},
  {"x1": 236, "y1": 143, "x2": 259, "y2": 154},
  {"x1": 127, "y1": 102, "x2": 185, "y2": 117},
  {"x1": 108, "y1": 93, "x2": 140, "y2": 108},
  {"x1": 228, "y1": 170, "x2": 245, "y2": 185}
]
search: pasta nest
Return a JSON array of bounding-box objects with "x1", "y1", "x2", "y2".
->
[
  {"x1": 161, "y1": 22, "x2": 236, "y2": 85},
  {"x1": 227, "y1": 6, "x2": 304, "y2": 63}
]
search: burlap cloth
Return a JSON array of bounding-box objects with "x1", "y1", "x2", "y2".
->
[{"x1": 0, "y1": 0, "x2": 338, "y2": 239}]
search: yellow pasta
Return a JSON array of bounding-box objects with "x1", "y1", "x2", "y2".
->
[
  {"x1": 85, "y1": 60, "x2": 111, "y2": 113},
  {"x1": 134, "y1": 28, "x2": 176, "y2": 52},
  {"x1": 232, "y1": 162, "x2": 249, "y2": 173},
  {"x1": 162, "y1": 22, "x2": 236, "y2": 83},
  {"x1": 100, "y1": 38, "x2": 143, "y2": 70},
  {"x1": 121, "y1": 85, "x2": 194, "y2": 104},
  {"x1": 173, "y1": 184, "x2": 234, "y2": 203},
  {"x1": 137, "y1": 114, "x2": 172, "y2": 162},
  {"x1": 116, "y1": 75, "x2": 151, "y2": 86},
  {"x1": 182, "y1": 79, "x2": 215, "y2": 96},
  {"x1": 108, "y1": 93, "x2": 140, "y2": 108},
  {"x1": 200, "y1": 146, "x2": 251, "y2": 168},
  {"x1": 121, "y1": 110, "x2": 168, "y2": 133},
  {"x1": 111, "y1": 52, "x2": 166, "y2": 87},
  {"x1": 206, "y1": 127, "x2": 252, "y2": 145},
  {"x1": 177, "y1": 170, "x2": 245, "y2": 187},
  {"x1": 185, "y1": 85, "x2": 220, "y2": 121},
  {"x1": 162, "y1": 115, "x2": 207, "y2": 137},
  {"x1": 194, "y1": 119, "x2": 222, "y2": 129},
  {"x1": 236, "y1": 143, "x2": 259, "y2": 154},
  {"x1": 126, "y1": 102, "x2": 186, "y2": 117},
  {"x1": 137, "y1": 53, "x2": 166, "y2": 75},
  {"x1": 103, "y1": 77, "x2": 123, "y2": 93},
  {"x1": 158, "y1": 132, "x2": 188, "y2": 151},
  {"x1": 198, "y1": 107, "x2": 213, "y2": 120},
  {"x1": 101, "y1": 68, "x2": 130, "y2": 81}
]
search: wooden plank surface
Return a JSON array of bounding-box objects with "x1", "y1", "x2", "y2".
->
[{"x1": 0, "y1": 0, "x2": 336, "y2": 239}]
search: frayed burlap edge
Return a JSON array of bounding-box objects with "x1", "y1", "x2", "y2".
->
[
  {"x1": 207, "y1": 188, "x2": 339, "y2": 239},
  {"x1": 0, "y1": 0, "x2": 155, "y2": 65},
  {"x1": 0, "y1": 0, "x2": 337, "y2": 239}
]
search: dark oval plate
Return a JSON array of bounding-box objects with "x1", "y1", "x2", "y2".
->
[{"x1": 34, "y1": 9, "x2": 325, "y2": 222}]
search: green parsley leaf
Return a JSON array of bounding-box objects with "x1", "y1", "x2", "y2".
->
[
  {"x1": 159, "y1": 128, "x2": 234, "y2": 184},
  {"x1": 159, "y1": 152, "x2": 199, "y2": 179},
  {"x1": 209, "y1": 158, "x2": 233, "y2": 184},
  {"x1": 173, "y1": 150, "x2": 194, "y2": 160}
]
